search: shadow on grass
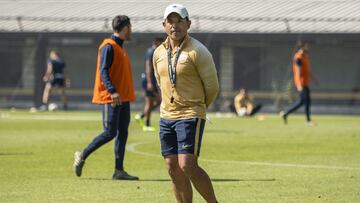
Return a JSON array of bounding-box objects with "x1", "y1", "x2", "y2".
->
[
  {"x1": 212, "y1": 178, "x2": 276, "y2": 182},
  {"x1": 206, "y1": 129, "x2": 243, "y2": 134},
  {"x1": 82, "y1": 178, "x2": 170, "y2": 182},
  {"x1": 82, "y1": 178, "x2": 276, "y2": 182},
  {"x1": 0, "y1": 152, "x2": 34, "y2": 156}
]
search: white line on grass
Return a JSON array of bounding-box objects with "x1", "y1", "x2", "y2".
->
[
  {"x1": 127, "y1": 142, "x2": 360, "y2": 171},
  {"x1": 4, "y1": 113, "x2": 359, "y2": 171}
]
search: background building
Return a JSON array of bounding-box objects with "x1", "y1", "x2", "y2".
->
[{"x1": 0, "y1": 0, "x2": 359, "y2": 113}]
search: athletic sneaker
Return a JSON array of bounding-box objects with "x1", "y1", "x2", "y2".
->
[
  {"x1": 279, "y1": 111, "x2": 287, "y2": 125},
  {"x1": 112, "y1": 169, "x2": 139, "y2": 180},
  {"x1": 306, "y1": 121, "x2": 316, "y2": 127},
  {"x1": 142, "y1": 125, "x2": 156, "y2": 132},
  {"x1": 134, "y1": 114, "x2": 144, "y2": 127},
  {"x1": 282, "y1": 115, "x2": 287, "y2": 125},
  {"x1": 39, "y1": 104, "x2": 48, "y2": 112},
  {"x1": 73, "y1": 151, "x2": 85, "y2": 177}
]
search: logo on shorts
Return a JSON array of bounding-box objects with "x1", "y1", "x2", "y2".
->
[{"x1": 182, "y1": 144, "x2": 193, "y2": 149}]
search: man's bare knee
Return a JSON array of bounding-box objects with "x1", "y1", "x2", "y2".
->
[
  {"x1": 165, "y1": 155, "x2": 182, "y2": 179},
  {"x1": 179, "y1": 156, "x2": 198, "y2": 177}
]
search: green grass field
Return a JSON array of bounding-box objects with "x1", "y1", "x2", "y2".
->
[{"x1": 0, "y1": 109, "x2": 359, "y2": 203}]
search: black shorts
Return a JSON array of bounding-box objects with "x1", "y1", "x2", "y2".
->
[
  {"x1": 50, "y1": 78, "x2": 65, "y2": 87},
  {"x1": 142, "y1": 77, "x2": 158, "y2": 97}
]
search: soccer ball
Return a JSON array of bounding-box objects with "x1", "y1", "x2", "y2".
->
[{"x1": 48, "y1": 103, "x2": 58, "y2": 112}]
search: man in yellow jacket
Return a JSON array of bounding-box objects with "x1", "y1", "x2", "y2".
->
[
  {"x1": 232, "y1": 88, "x2": 262, "y2": 117},
  {"x1": 153, "y1": 4, "x2": 219, "y2": 203}
]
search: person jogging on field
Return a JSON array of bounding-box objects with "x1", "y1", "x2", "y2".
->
[
  {"x1": 40, "y1": 50, "x2": 69, "y2": 110},
  {"x1": 135, "y1": 37, "x2": 163, "y2": 132}
]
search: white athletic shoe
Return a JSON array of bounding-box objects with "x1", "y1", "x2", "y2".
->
[
  {"x1": 306, "y1": 121, "x2": 317, "y2": 127},
  {"x1": 134, "y1": 114, "x2": 144, "y2": 127},
  {"x1": 142, "y1": 126, "x2": 156, "y2": 132}
]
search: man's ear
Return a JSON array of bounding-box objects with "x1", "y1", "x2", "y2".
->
[
  {"x1": 162, "y1": 21, "x2": 167, "y2": 33},
  {"x1": 123, "y1": 25, "x2": 129, "y2": 33},
  {"x1": 187, "y1": 20, "x2": 191, "y2": 29}
]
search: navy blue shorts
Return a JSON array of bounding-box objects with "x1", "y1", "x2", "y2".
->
[{"x1": 159, "y1": 118, "x2": 206, "y2": 157}]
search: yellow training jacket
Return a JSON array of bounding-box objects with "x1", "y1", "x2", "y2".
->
[{"x1": 153, "y1": 35, "x2": 219, "y2": 120}]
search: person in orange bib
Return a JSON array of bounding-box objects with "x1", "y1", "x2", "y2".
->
[
  {"x1": 73, "y1": 15, "x2": 138, "y2": 180},
  {"x1": 282, "y1": 41, "x2": 316, "y2": 126}
]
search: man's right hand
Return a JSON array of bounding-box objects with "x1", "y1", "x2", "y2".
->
[
  {"x1": 111, "y1": 92, "x2": 122, "y2": 107},
  {"x1": 146, "y1": 82, "x2": 154, "y2": 91},
  {"x1": 43, "y1": 76, "x2": 49, "y2": 82},
  {"x1": 296, "y1": 86, "x2": 303, "y2": 92}
]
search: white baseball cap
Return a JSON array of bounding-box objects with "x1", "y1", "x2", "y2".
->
[{"x1": 163, "y1": 4, "x2": 189, "y2": 20}]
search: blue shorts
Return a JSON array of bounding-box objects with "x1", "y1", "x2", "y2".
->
[{"x1": 159, "y1": 118, "x2": 206, "y2": 157}]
